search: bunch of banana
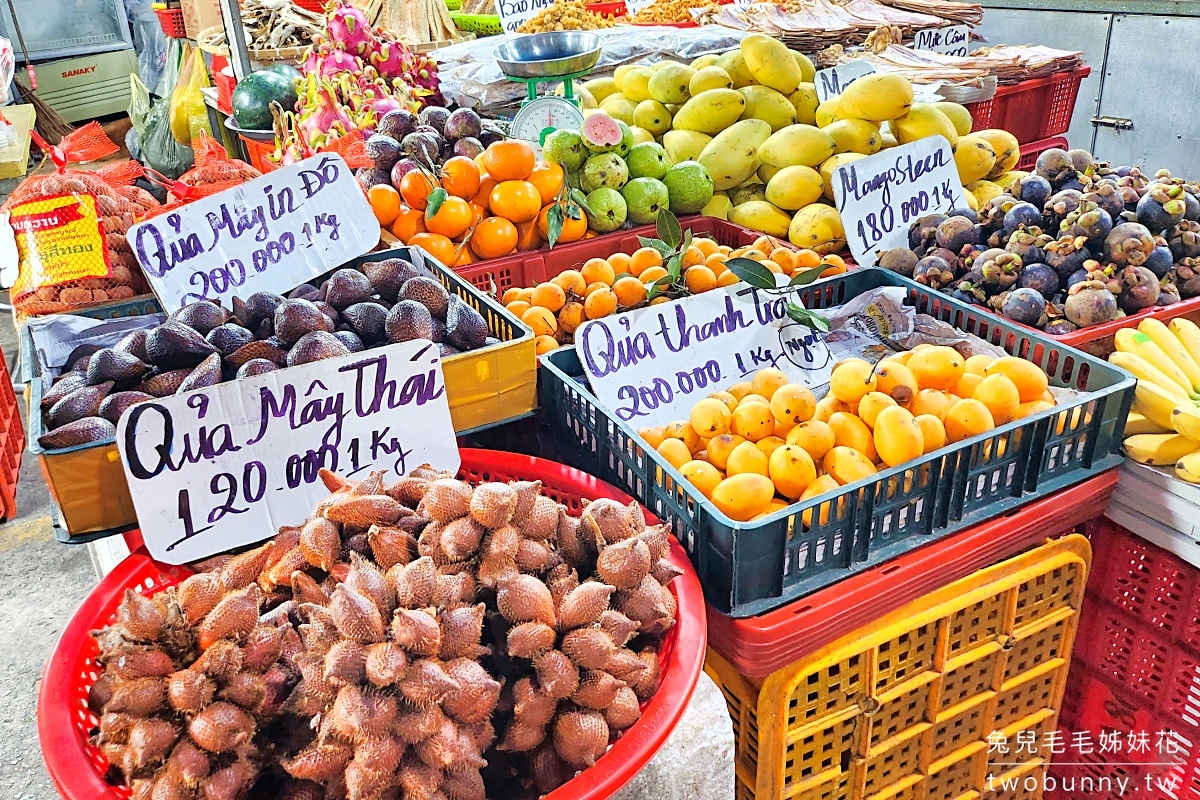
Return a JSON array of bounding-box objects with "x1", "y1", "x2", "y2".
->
[{"x1": 1112, "y1": 318, "x2": 1200, "y2": 481}]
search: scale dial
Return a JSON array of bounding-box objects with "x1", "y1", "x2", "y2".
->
[{"x1": 511, "y1": 96, "x2": 585, "y2": 149}]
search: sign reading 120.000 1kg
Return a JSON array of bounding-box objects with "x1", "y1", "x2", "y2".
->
[
  {"x1": 127, "y1": 153, "x2": 379, "y2": 311},
  {"x1": 116, "y1": 339, "x2": 460, "y2": 564},
  {"x1": 574, "y1": 282, "x2": 834, "y2": 429},
  {"x1": 833, "y1": 136, "x2": 967, "y2": 269}
]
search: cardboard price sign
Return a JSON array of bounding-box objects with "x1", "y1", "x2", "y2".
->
[
  {"x1": 815, "y1": 60, "x2": 875, "y2": 102},
  {"x1": 117, "y1": 340, "x2": 460, "y2": 564},
  {"x1": 127, "y1": 154, "x2": 379, "y2": 311},
  {"x1": 913, "y1": 25, "x2": 970, "y2": 57},
  {"x1": 496, "y1": 0, "x2": 557, "y2": 32},
  {"x1": 574, "y1": 283, "x2": 834, "y2": 428},
  {"x1": 833, "y1": 136, "x2": 967, "y2": 269}
]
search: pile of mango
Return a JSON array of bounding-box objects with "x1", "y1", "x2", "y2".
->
[{"x1": 575, "y1": 36, "x2": 1023, "y2": 252}]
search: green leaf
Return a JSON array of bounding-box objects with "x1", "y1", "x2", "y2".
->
[
  {"x1": 725, "y1": 257, "x2": 777, "y2": 290},
  {"x1": 612, "y1": 272, "x2": 634, "y2": 282},
  {"x1": 570, "y1": 188, "x2": 594, "y2": 216},
  {"x1": 652, "y1": 274, "x2": 674, "y2": 288},
  {"x1": 682, "y1": 229, "x2": 693, "y2": 252},
  {"x1": 546, "y1": 204, "x2": 564, "y2": 249},
  {"x1": 666, "y1": 254, "x2": 683, "y2": 281},
  {"x1": 424, "y1": 188, "x2": 447, "y2": 220},
  {"x1": 637, "y1": 236, "x2": 658, "y2": 249},
  {"x1": 786, "y1": 302, "x2": 831, "y2": 332},
  {"x1": 656, "y1": 209, "x2": 682, "y2": 249},
  {"x1": 565, "y1": 202, "x2": 585, "y2": 221},
  {"x1": 651, "y1": 240, "x2": 675, "y2": 258},
  {"x1": 788, "y1": 266, "x2": 828, "y2": 287},
  {"x1": 647, "y1": 283, "x2": 661, "y2": 300}
]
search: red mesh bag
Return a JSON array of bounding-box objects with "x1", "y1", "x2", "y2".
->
[
  {"x1": 139, "y1": 131, "x2": 261, "y2": 222},
  {"x1": 4, "y1": 123, "x2": 156, "y2": 319}
]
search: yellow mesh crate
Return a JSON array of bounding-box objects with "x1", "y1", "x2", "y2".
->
[{"x1": 705, "y1": 535, "x2": 1090, "y2": 800}]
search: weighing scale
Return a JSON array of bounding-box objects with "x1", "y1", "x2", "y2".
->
[{"x1": 494, "y1": 32, "x2": 603, "y2": 148}]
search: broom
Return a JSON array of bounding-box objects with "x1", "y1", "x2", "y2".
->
[{"x1": 5, "y1": 0, "x2": 73, "y2": 145}]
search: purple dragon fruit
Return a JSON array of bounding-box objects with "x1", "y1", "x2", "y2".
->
[
  {"x1": 303, "y1": 43, "x2": 362, "y2": 79},
  {"x1": 298, "y1": 79, "x2": 353, "y2": 146},
  {"x1": 325, "y1": 1, "x2": 374, "y2": 56},
  {"x1": 369, "y1": 37, "x2": 411, "y2": 82},
  {"x1": 402, "y1": 53, "x2": 441, "y2": 106}
]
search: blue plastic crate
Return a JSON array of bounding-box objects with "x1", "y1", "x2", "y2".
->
[{"x1": 539, "y1": 268, "x2": 1134, "y2": 617}]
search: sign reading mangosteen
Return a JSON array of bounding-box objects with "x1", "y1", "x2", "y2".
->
[
  {"x1": 913, "y1": 25, "x2": 971, "y2": 57},
  {"x1": 815, "y1": 60, "x2": 876, "y2": 103},
  {"x1": 496, "y1": 0, "x2": 559, "y2": 33},
  {"x1": 833, "y1": 136, "x2": 967, "y2": 269},
  {"x1": 116, "y1": 339, "x2": 460, "y2": 564},
  {"x1": 574, "y1": 282, "x2": 834, "y2": 428},
  {"x1": 127, "y1": 154, "x2": 379, "y2": 312}
]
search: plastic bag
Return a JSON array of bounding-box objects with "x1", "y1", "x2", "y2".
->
[
  {"x1": 134, "y1": 74, "x2": 194, "y2": 179},
  {"x1": 141, "y1": 131, "x2": 260, "y2": 221},
  {"x1": 124, "y1": 0, "x2": 168, "y2": 92},
  {"x1": 0, "y1": 37, "x2": 14, "y2": 104},
  {"x1": 154, "y1": 38, "x2": 184, "y2": 100},
  {"x1": 169, "y1": 45, "x2": 212, "y2": 147},
  {"x1": 2, "y1": 123, "x2": 157, "y2": 319}
]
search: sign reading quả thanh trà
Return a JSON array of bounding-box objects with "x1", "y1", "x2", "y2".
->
[
  {"x1": 127, "y1": 153, "x2": 379, "y2": 311},
  {"x1": 574, "y1": 282, "x2": 834, "y2": 429},
  {"x1": 117, "y1": 339, "x2": 461, "y2": 564},
  {"x1": 833, "y1": 136, "x2": 967, "y2": 269}
]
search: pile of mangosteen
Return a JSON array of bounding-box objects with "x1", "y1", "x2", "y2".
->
[{"x1": 877, "y1": 146, "x2": 1200, "y2": 334}]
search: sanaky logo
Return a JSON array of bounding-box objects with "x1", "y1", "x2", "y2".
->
[{"x1": 61, "y1": 65, "x2": 97, "y2": 78}]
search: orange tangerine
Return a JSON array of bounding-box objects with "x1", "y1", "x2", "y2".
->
[
  {"x1": 451, "y1": 246, "x2": 474, "y2": 267},
  {"x1": 552, "y1": 269, "x2": 587, "y2": 297},
  {"x1": 527, "y1": 161, "x2": 566, "y2": 205},
  {"x1": 502, "y1": 288, "x2": 524, "y2": 305},
  {"x1": 521, "y1": 306, "x2": 558, "y2": 337},
  {"x1": 693, "y1": 237, "x2": 719, "y2": 257},
  {"x1": 482, "y1": 139, "x2": 536, "y2": 181},
  {"x1": 399, "y1": 170, "x2": 436, "y2": 211},
  {"x1": 534, "y1": 335, "x2": 560, "y2": 356},
  {"x1": 536, "y1": 203, "x2": 588, "y2": 243},
  {"x1": 490, "y1": 181, "x2": 542, "y2": 224},
  {"x1": 514, "y1": 218, "x2": 543, "y2": 252},
  {"x1": 581, "y1": 258, "x2": 616, "y2": 286},
  {"x1": 407, "y1": 232, "x2": 456, "y2": 266},
  {"x1": 584, "y1": 288, "x2": 618, "y2": 319},
  {"x1": 425, "y1": 196, "x2": 474, "y2": 239},
  {"x1": 440, "y1": 156, "x2": 481, "y2": 199},
  {"x1": 716, "y1": 270, "x2": 740, "y2": 287},
  {"x1": 684, "y1": 265, "x2": 717, "y2": 294},
  {"x1": 367, "y1": 184, "x2": 402, "y2": 224},
  {"x1": 630, "y1": 247, "x2": 663, "y2": 277},
  {"x1": 506, "y1": 300, "x2": 532, "y2": 318},
  {"x1": 640, "y1": 265, "x2": 669, "y2": 285},
  {"x1": 584, "y1": 281, "x2": 608, "y2": 296},
  {"x1": 681, "y1": 246, "x2": 705, "y2": 268},
  {"x1": 390, "y1": 206, "x2": 426, "y2": 243},
  {"x1": 558, "y1": 301, "x2": 586, "y2": 335},
  {"x1": 473, "y1": 174, "x2": 498, "y2": 212},
  {"x1": 650, "y1": 296, "x2": 671, "y2": 305},
  {"x1": 608, "y1": 252, "x2": 632, "y2": 275},
  {"x1": 794, "y1": 249, "x2": 822, "y2": 269},
  {"x1": 469, "y1": 216, "x2": 518, "y2": 259},
  {"x1": 530, "y1": 282, "x2": 567, "y2": 312},
  {"x1": 612, "y1": 276, "x2": 648, "y2": 308}
]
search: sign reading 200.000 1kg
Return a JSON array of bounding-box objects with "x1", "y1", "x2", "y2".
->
[
  {"x1": 833, "y1": 136, "x2": 967, "y2": 269},
  {"x1": 127, "y1": 154, "x2": 380, "y2": 310},
  {"x1": 117, "y1": 340, "x2": 461, "y2": 564},
  {"x1": 574, "y1": 283, "x2": 834, "y2": 429}
]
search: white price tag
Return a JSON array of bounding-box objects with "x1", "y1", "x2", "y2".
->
[
  {"x1": 574, "y1": 283, "x2": 833, "y2": 428},
  {"x1": 127, "y1": 154, "x2": 379, "y2": 311},
  {"x1": 815, "y1": 60, "x2": 876, "y2": 102},
  {"x1": 497, "y1": 0, "x2": 558, "y2": 32},
  {"x1": 117, "y1": 340, "x2": 461, "y2": 564},
  {"x1": 912, "y1": 25, "x2": 970, "y2": 57},
  {"x1": 0, "y1": 211, "x2": 18, "y2": 288},
  {"x1": 833, "y1": 136, "x2": 967, "y2": 269}
]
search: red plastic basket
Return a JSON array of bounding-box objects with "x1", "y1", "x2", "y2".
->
[
  {"x1": 38, "y1": 449, "x2": 706, "y2": 800},
  {"x1": 293, "y1": 0, "x2": 325, "y2": 13},
  {"x1": 965, "y1": 66, "x2": 1090, "y2": 144},
  {"x1": 1016, "y1": 135, "x2": 1068, "y2": 172},
  {"x1": 706, "y1": 469, "x2": 1117, "y2": 678},
  {"x1": 153, "y1": 6, "x2": 187, "y2": 38},
  {"x1": 238, "y1": 133, "x2": 278, "y2": 174},
  {"x1": 0, "y1": 355, "x2": 24, "y2": 523},
  {"x1": 1048, "y1": 517, "x2": 1200, "y2": 800},
  {"x1": 213, "y1": 65, "x2": 236, "y2": 116},
  {"x1": 585, "y1": 0, "x2": 626, "y2": 14}
]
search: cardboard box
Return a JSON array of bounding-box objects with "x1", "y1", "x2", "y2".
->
[
  {"x1": 0, "y1": 104, "x2": 35, "y2": 180},
  {"x1": 182, "y1": 0, "x2": 223, "y2": 41}
]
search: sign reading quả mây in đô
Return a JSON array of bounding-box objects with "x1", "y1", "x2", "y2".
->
[
  {"x1": 127, "y1": 153, "x2": 379, "y2": 311},
  {"x1": 833, "y1": 136, "x2": 967, "y2": 269},
  {"x1": 117, "y1": 339, "x2": 461, "y2": 564},
  {"x1": 573, "y1": 281, "x2": 834, "y2": 429}
]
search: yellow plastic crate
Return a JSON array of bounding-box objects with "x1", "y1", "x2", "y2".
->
[{"x1": 705, "y1": 535, "x2": 1090, "y2": 800}]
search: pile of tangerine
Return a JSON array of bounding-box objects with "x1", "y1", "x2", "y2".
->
[{"x1": 366, "y1": 139, "x2": 590, "y2": 267}]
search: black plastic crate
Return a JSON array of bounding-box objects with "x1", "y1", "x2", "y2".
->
[{"x1": 539, "y1": 268, "x2": 1134, "y2": 617}]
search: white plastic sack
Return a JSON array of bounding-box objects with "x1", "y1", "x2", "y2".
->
[{"x1": 0, "y1": 36, "x2": 13, "y2": 104}]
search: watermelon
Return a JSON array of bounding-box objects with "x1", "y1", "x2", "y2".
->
[
  {"x1": 231, "y1": 70, "x2": 297, "y2": 131},
  {"x1": 263, "y1": 63, "x2": 302, "y2": 85}
]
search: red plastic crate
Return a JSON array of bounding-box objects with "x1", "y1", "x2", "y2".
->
[
  {"x1": 238, "y1": 133, "x2": 278, "y2": 173},
  {"x1": 0, "y1": 355, "x2": 22, "y2": 522},
  {"x1": 153, "y1": 6, "x2": 187, "y2": 38},
  {"x1": 965, "y1": 66, "x2": 1091, "y2": 144},
  {"x1": 1032, "y1": 295, "x2": 1200, "y2": 356},
  {"x1": 1016, "y1": 135, "x2": 1068, "y2": 172},
  {"x1": 705, "y1": 469, "x2": 1117, "y2": 677},
  {"x1": 1049, "y1": 517, "x2": 1200, "y2": 800},
  {"x1": 585, "y1": 0, "x2": 627, "y2": 14},
  {"x1": 213, "y1": 65, "x2": 235, "y2": 115}
]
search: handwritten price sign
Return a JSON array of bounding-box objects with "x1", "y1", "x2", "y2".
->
[
  {"x1": 575, "y1": 283, "x2": 833, "y2": 428},
  {"x1": 833, "y1": 136, "x2": 967, "y2": 269},
  {"x1": 127, "y1": 154, "x2": 379, "y2": 310},
  {"x1": 117, "y1": 340, "x2": 460, "y2": 564},
  {"x1": 815, "y1": 60, "x2": 876, "y2": 102},
  {"x1": 913, "y1": 25, "x2": 970, "y2": 57},
  {"x1": 496, "y1": 0, "x2": 557, "y2": 32}
]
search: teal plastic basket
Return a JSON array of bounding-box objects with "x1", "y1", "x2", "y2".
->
[{"x1": 539, "y1": 268, "x2": 1135, "y2": 617}]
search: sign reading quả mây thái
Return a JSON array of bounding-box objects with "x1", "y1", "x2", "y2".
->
[
  {"x1": 117, "y1": 339, "x2": 461, "y2": 564},
  {"x1": 127, "y1": 153, "x2": 379, "y2": 311},
  {"x1": 574, "y1": 279, "x2": 834, "y2": 429},
  {"x1": 833, "y1": 136, "x2": 967, "y2": 269}
]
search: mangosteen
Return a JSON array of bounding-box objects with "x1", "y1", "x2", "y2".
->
[
  {"x1": 949, "y1": 281, "x2": 986, "y2": 305},
  {"x1": 909, "y1": 213, "x2": 947, "y2": 249},
  {"x1": 1183, "y1": 188, "x2": 1200, "y2": 222},
  {"x1": 936, "y1": 216, "x2": 975, "y2": 253},
  {"x1": 1065, "y1": 280, "x2": 1119, "y2": 327},
  {"x1": 1169, "y1": 221, "x2": 1200, "y2": 261},
  {"x1": 1015, "y1": 174, "x2": 1053, "y2": 209},
  {"x1": 1117, "y1": 266, "x2": 1161, "y2": 313},
  {"x1": 1044, "y1": 317, "x2": 1078, "y2": 335},
  {"x1": 947, "y1": 207, "x2": 979, "y2": 223},
  {"x1": 980, "y1": 196, "x2": 1017, "y2": 232},
  {"x1": 1006, "y1": 229, "x2": 1050, "y2": 264},
  {"x1": 1144, "y1": 244, "x2": 1174, "y2": 279},
  {"x1": 1137, "y1": 185, "x2": 1188, "y2": 233},
  {"x1": 1019, "y1": 263, "x2": 1060, "y2": 298},
  {"x1": 1159, "y1": 281, "x2": 1182, "y2": 306},
  {"x1": 418, "y1": 106, "x2": 451, "y2": 134},
  {"x1": 443, "y1": 108, "x2": 482, "y2": 141},
  {"x1": 478, "y1": 125, "x2": 504, "y2": 147},
  {"x1": 402, "y1": 131, "x2": 441, "y2": 164},
  {"x1": 365, "y1": 134, "x2": 403, "y2": 172},
  {"x1": 453, "y1": 137, "x2": 484, "y2": 159},
  {"x1": 1043, "y1": 189, "x2": 1083, "y2": 229},
  {"x1": 1035, "y1": 148, "x2": 1073, "y2": 183},
  {"x1": 977, "y1": 249, "x2": 1022, "y2": 294},
  {"x1": 1002, "y1": 287, "x2": 1046, "y2": 326},
  {"x1": 1177, "y1": 261, "x2": 1200, "y2": 299},
  {"x1": 1045, "y1": 236, "x2": 1093, "y2": 283},
  {"x1": 1083, "y1": 181, "x2": 1127, "y2": 222},
  {"x1": 1067, "y1": 148, "x2": 1096, "y2": 173},
  {"x1": 1059, "y1": 200, "x2": 1113, "y2": 242},
  {"x1": 356, "y1": 167, "x2": 391, "y2": 191},
  {"x1": 1004, "y1": 202, "x2": 1043, "y2": 234},
  {"x1": 912, "y1": 255, "x2": 956, "y2": 289},
  {"x1": 877, "y1": 248, "x2": 918, "y2": 276},
  {"x1": 1058, "y1": 172, "x2": 1087, "y2": 193},
  {"x1": 1105, "y1": 222, "x2": 1157, "y2": 267},
  {"x1": 377, "y1": 109, "x2": 417, "y2": 141},
  {"x1": 390, "y1": 158, "x2": 418, "y2": 190}
]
